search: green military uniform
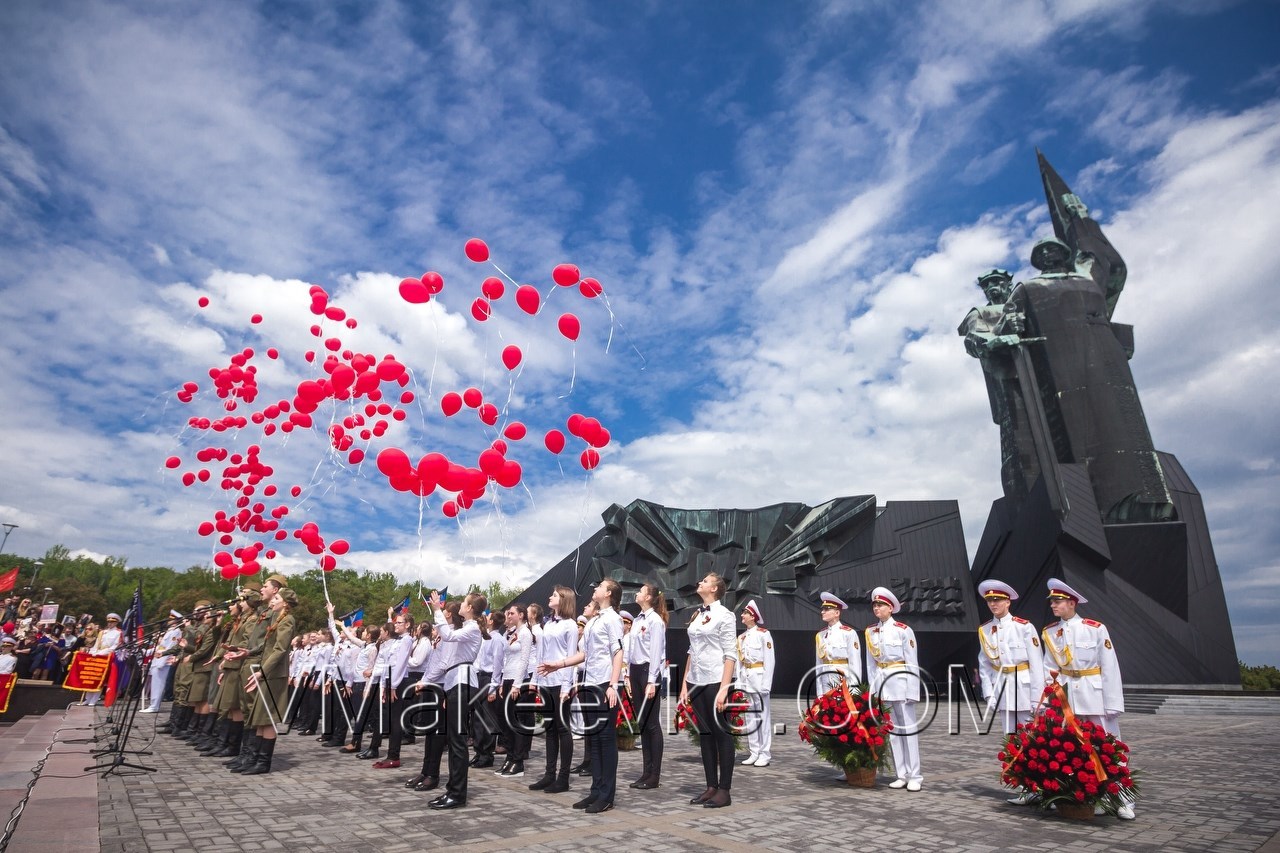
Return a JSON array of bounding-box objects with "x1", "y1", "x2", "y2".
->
[
  {"x1": 171, "y1": 620, "x2": 200, "y2": 706},
  {"x1": 214, "y1": 609, "x2": 254, "y2": 715},
  {"x1": 186, "y1": 617, "x2": 218, "y2": 705},
  {"x1": 238, "y1": 602, "x2": 271, "y2": 714},
  {"x1": 246, "y1": 607, "x2": 296, "y2": 729}
]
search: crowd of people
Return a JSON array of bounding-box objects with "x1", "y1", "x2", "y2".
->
[
  {"x1": 36, "y1": 571, "x2": 1132, "y2": 818},
  {"x1": 0, "y1": 593, "x2": 117, "y2": 686}
]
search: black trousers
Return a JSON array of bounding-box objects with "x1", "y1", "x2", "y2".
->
[
  {"x1": 690, "y1": 682, "x2": 734, "y2": 790},
  {"x1": 629, "y1": 664, "x2": 664, "y2": 779},
  {"x1": 444, "y1": 682, "x2": 473, "y2": 800},
  {"x1": 583, "y1": 683, "x2": 620, "y2": 804},
  {"x1": 541, "y1": 684, "x2": 573, "y2": 779},
  {"x1": 472, "y1": 672, "x2": 499, "y2": 756},
  {"x1": 385, "y1": 676, "x2": 417, "y2": 759},
  {"x1": 501, "y1": 679, "x2": 532, "y2": 760}
]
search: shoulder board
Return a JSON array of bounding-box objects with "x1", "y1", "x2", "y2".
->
[
  {"x1": 840, "y1": 624, "x2": 853, "y2": 631},
  {"x1": 1043, "y1": 620, "x2": 1060, "y2": 630},
  {"x1": 1082, "y1": 618, "x2": 1103, "y2": 628},
  {"x1": 893, "y1": 621, "x2": 908, "y2": 629},
  {"x1": 866, "y1": 623, "x2": 878, "y2": 630},
  {"x1": 756, "y1": 626, "x2": 768, "y2": 633},
  {"x1": 1011, "y1": 616, "x2": 1029, "y2": 624}
]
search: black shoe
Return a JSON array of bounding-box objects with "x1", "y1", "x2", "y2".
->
[
  {"x1": 704, "y1": 790, "x2": 731, "y2": 808},
  {"x1": 321, "y1": 740, "x2": 344, "y2": 748},
  {"x1": 585, "y1": 800, "x2": 614, "y2": 814},
  {"x1": 471, "y1": 756, "x2": 494, "y2": 768},
  {"x1": 404, "y1": 774, "x2": 426, "y2": 788},
  {"x1": 544, "y1": 780, "x2": 570, "y2": 794},
  {"x1": 414, "y1": 777, "x2": 439, "y2": 792},
  {"x1": 572, "y1": 796, "x2": 596, "y2": 809},
  {"x1": 498, "y1": 762, "x2": 524, "y2": 778},
  {"x1": 690, "y1": 786, "x2": 716, "y2": 805},
  {"x1": 494, "y1": 760, "x2": 513, "y2": 775},
  {"x1": 428, "y1": 795, "x2": 465, "y2": 810},
  {"x1": 573, "y1": 762, "x2": 591, "y2": 776},
  {"x1": 355, "y1": 748, "x2": 380, "y2": 760},
  {"x1": 528, "y1": 775, "x2": 554, "y2": 791}
]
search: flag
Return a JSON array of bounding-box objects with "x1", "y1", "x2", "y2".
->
[
  {"x1": 341, "y1": 608, "x2": 364, "y2": 628},
  {"x1": 393, "y1": 595, "x2": 411, "y2": 614},
  {"x1": 106, "y1": 581, "x2": 143, "y2": 707},
  {"x1": 122, "y1": 580, "x2": 145, "y2": 643},
  {"x1": 0, "y1": 567, "x2": 18, "y2": 593},
  {"x1": 418, "y1": 587, "x2": 448, "y2": 607}
]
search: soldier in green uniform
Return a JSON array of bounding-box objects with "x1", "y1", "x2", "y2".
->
[
  {"x1": 178, "y1": 602, "x2": 221, "y2": 743},
  {"x1": 200, "y1": 586, "x2": 261, "y2": 757},
  {"x1": 165, "y1": 602, "x2": 211, "y2": 738},
  {"x1": 239, "y1": 582, "x2": 297, "y2": 775},
  {"x1": 156, "y1": 612, "x2": 193, "y2": 735},
  {"x1": 227, "y1": 575, "x2": 284, "y2": 772}
]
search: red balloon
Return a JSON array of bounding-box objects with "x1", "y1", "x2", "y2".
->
[
  {"x1": 464, "y1": 238, "x2": 489, "y2": 263},
  {"x1": 566, "y1": 413, "x2": 585, "y2": 436},
  {"x1": 165, "y1": 456, "x2": 181, "y2": 469},
  {"x1": 220, "y1": 565, "x2": 239, "y2": 580},
  {"x1": 557, "y1": 313, "x2": 580, "y2": 341},
  {"x1": 478, "y1": 448, "x2": 505, "y2": 476},
  {"x1": 399, "y1": 277, "x2": 431, "y2": 304},
  {"x1": 290, "y1": 485, "x2": 302, "y2": 497},
  {"x1": 478, "y1": 402, "x2": 499, "y2": 425},
  {"x1": 418, "y1": 452, "x2": 449, "y2": 483},
  {"x1": 241, "y1": 560, "x2": 260, "y2": 576},
  {"x1": 471, "y1": 298, "x2": 491, "y2": 322},
  {"x1": 442, "y1": 500, "x2": 459, "y2": 518},
  {"x1": 544, "y1": 429, "x2": 566, "y2": 454},
  {"x1": 515, "y1": 284, "x2": 540, "y2": 315},
  {"x1": 552, "y1": 263, "x2": 580, "y2": 286},
  {"x1": 266, "y1": 347, "x2": 279, "y2": 359},
  {"x1": 320, "y1": 555, "x2": 337, "y2": 572},
  {"x1": 182, "y1": 472, "x2": 196, "y2": 486},
  {"x1": 441, "y1": 391, "x2": 463, "y2": 417},
  {"x1": 501, "y1": 345, "x2": 522, "y2": 370},
  {"x1": 213, "y1": 550, "x2": 234, "y2": 567},
  {"x1": 197, "y1": 521, "x2": 214, "y2": 536},
  {"x1": 421, "y1": 271, "x2": 445, "y2": 294},
  {"x1": 481, "y1": 277, "x2": 505, "y2": 300},
  {"x1": 495, "y1": 460, "x2": 522, "y2": 488},
  {"x1": 250, "y1": 313, "x2": 263, "y2": 324},
  {"x1": 198, "y1": 295, "x2": 210, "y2": 308},
  {"x1": 503, "y1": 421, "x2": 527, "y2": 441},
  {"x1": 579, "y1": 277, "x2": 603, "y2": 298},
  {"x1": 330, "y1": 539, "x2": 350, "y2": 555},
  {"x1": 491, "y1": 439, "x2": 508, "y2": 454},
  {"x1": 462, "y1": 387, "x2": 483, "y2": 408},
  {"x1": 377, "y1": 447, "x2": 412, "y2": 477},
  {"x1": 348, "y1": 448, "x2": 365, "y2": 464},
  {"x1": 580, "y1": 448, "x2": 601, "y2": 470}
]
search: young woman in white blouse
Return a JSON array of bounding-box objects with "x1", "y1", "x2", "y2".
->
[
  {"x1": 628, "y1": 582, "x2": 668, "y2": 789},
  {"x1": 425, "y1": 590, "x2": 488, "y2": 810},
  {"x1": 492, "y1": 602, "x2": 532, "y2": 777},
  {"x1": 527, "y1": 586, "x2": 577, "y2": 795},
  {"x1": 680, "y1": 573, "x2": 738, "y2": 809}
]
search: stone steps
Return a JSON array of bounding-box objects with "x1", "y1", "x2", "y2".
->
[
  {"x1": 0, "y1": 705, "x2": 101, "y2": 850},
  {"x1": 1124, "y1": 692, "x2": 1280, "y2": 716}
]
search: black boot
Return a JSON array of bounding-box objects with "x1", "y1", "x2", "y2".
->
[
  {"x1": 176, "y1": 711, "x2": 203, "y2": 740},
  {"x1": 211, "y1": 721, "x2": 245, "y2": 758},
  {"x1": 241, "y1": 737, "x2": 277, "y2": 775},
  {"x1": 166, "y1": 705, "x2": 190, "y2": 737},
  {"x1": 193, "y1": 715, "x2": 221, "y2": 750},
  {"x1": 228, "y1": 733, "x2": 259, "y2": 772},
  {"x1": 156, "y1": 703, "x2": 178, "y2": 734},
  {"x1": 199, "y1": 718, "x2": 232, "y2": 755}
]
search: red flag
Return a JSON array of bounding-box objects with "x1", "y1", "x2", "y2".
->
[
  {"x1": 103, "y1": 655, "x2": 119, "y2": 707},
  {"x1": 0, "y1": 568, "x2": 18, "y2": 593}
]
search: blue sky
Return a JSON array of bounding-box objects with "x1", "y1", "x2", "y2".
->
[{"x1": 1, "y1": 0, "x2": 1278, "y2": 665}]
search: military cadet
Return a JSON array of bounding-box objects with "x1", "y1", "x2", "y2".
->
[
  {"x1": 179, "y1": 603, "x2": 220, "y2": 744},
  {"x1": 626, "y1": 583, "x2": 667, "y2": 790},
  {"x1": 157, "y1": 613, "x2": 194, "y2": 735},
  {"x1": 168, "y1": 604, "x2": 211, "y2": 737},
  {"x1": 240, "y1": 585, "x2": 298, "y2": 775},
  {"x1": 227, "y1": 574, "x2": 286, "y2": 772},
  {"x1": 1042, "y1": 578, "x2": 1134, "y2": 820},
  {"x1": 866, "y1": 586, "x2": 923, "y2": 792},
  {"x1": 736, "y1": 599, "x2": 775, "y2": 767},
  {"x1": 192, "y1": 606, "x2": 235, "y2": 752},
  {"x1": 976, "y1": 579, "x2": 1046, "y2": 805},
  {"x1": 201, "y1": 587, "x2": 260, "y2": 757},
  {"x1": 144, "y1": 615, "x2": 183, "y2": 713},
  {"x1": 815, "y1": 592, "x2": 862, "y2": 694}
]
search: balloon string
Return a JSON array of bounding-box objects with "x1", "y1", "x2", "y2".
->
[{"x1": 320, "y1": 558, "x2": 331, "y2": 605}]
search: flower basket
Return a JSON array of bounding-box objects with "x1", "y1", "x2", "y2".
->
[
  {"x1": 1055, "y1": 802, "x2": 1096, "y2": 821},
  {"x1": 1000, "y1": 684, "x2": 1140, "y2": 817},
  {"x1": 844, "y1": 767, "x2": 877, "y2": 788},
  {"x1": 617, "y1": 732, "x2": 637, "y2": 751},
  {"x1": 798, "y1": 681, "x2": 893, "y2": 777},
  {"x1": 616, "y1": 687, "x2": 641, "y2": 740},
  {"x1": 675, "y1": 690, "x2": 747, "y2": 751}
]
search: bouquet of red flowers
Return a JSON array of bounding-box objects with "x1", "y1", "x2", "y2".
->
[
  {"x1": 675, "y1": 690, "x2": 747, "y2": 750},
  {"x1": 1000, "y1": 685, "x2": 1139, "y2": 815},
  {"x1": 616, "y1": 686, "x2": 640, "y2": 736},
  {"x1": 798, "y1": 682, "x2": 892, "y2": 771}
]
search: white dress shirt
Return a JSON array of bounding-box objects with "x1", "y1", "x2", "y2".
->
[{"x1": 685, "y1": 601, "x2": 736, "y2": 686}]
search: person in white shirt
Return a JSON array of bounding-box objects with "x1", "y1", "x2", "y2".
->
[
  {"x1": 355, "y1": 623, "x2": 393, "y2": 759},
  {"x1": 1042, "y1": 577, "x2": 1134, "y2": 820},
  {"x1": 372, "y1": 613, "x2": 416, "y2": 769},
  {"x1": 866, "y1": 587, "x2": 923, "y2": 792},
  {"x1": 145, "y1": 617, "x2": 184, "y2": 712},
  {"x1": 680, "y1": 573, "x2": 738, "y2": 809},
  {"x1": 84, "y1": 613, "x2": 123, "y2": 706},
  {"x1": 527, "y1": 587, "x2": 578, "y2": 795},
  {"x1": 0, "y1": 636, "x2": 18, "y2": 675},
  {"x1": 469, "y1": 609, "x2": 504, "y2": 768},
  {"x1": 737, "y1": 599, "x2": 775, "y2": 768},
  {"x1": 815, "y1": 592, "x2": 862, "y2": 693},
  {"x1": 626, "y1": 582, "x2": 668, "y2": 790},
  {"x1": 492, "y1": 602, "x2": 533, "y2": 778},
  {"x1": 340, "y1": 623, "x2": 378, "y2": 754},
  {"x1": 425, "y1": 589, "x2": 488, "y2": 810},
  {"x1": 542, "y1": 579, "x2": 625, "y2": 814}
]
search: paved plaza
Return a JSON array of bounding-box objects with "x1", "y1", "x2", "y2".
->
[{"x1": 8, "y1": 697, "x2": 1280, "y2": 852}]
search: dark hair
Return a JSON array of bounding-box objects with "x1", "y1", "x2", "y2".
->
[
  {"x1": 600, "y1": 578, "x2": 622, "y2": 610},
  {"x1": 417, "y1": 622, "x2": 434, "y2": 640},
  {"x1": 442, "y1": 600, "x2": 464, "y2": 629},
  {"x1": 705, "y1": 573, "x2": 727, "y2": 600},
  {"x1": 489, "y1": 609, "x2": 506, "y2": 631},
  {"x1": 466, "y1": 593, "x2": 490, "y2": 640}
]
